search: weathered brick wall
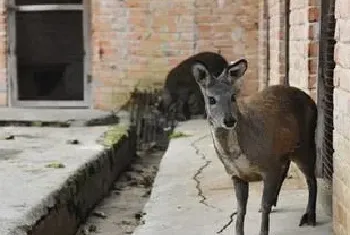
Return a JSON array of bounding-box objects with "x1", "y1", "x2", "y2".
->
[
  {"x1": 0, "y1": 1, "x2": 7, "y2": 106},
  {"x1": 258, "y1": 0, "x2": 286, "y2": 88},
  {"x1": 289, "y1": 0, "x2": 320, "y2": 100},
  {"x1": 0, "y1": 0, "x2": 259, "y2": 109},
  {"x1": 333, "y1": 0, "x2": 350, "y2": 233},
  {"x1": 268, "y1": 0, "x2": 286, "y2": 85},
  {"x1": 258, "y1": 0, "x2": 267, "y2": 90},
  {"x1": 92, "y1": 0, "x2": 260, "y2": 110}
]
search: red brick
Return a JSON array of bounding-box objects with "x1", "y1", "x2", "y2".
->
[
  {"x1": 308, "y1": 7, "x2": 320, "y2": 23},
  {"x1": 308, "y1": 23, "x2": 318, "y2": 40},
  {"x1": 308, "y1": 0, "x2": 321, "y2": 7},
  {"x1": 125, "y1": 0, "x2": 149, "y2": 8},
  {"x1": 0, "y1": 0, "x2": 262, "y2": 109},
  {"x1": 308, "y1": 58, "x2": 318, "y2": 75},
  {"x1": 308, "y1": 41, "x2": 319, "y2": 57},
  {"x1": 196, "y1": 15, "x2": 217, "y2": 24}
]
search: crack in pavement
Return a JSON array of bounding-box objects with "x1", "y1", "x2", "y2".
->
[
  {"x1": 191, "y1": 133, "x2": 236, "y2": 233},
  {"x1": 190, "y1": 134, "x2": 216, "y2": 209},
  {"x1": 216, "y1": 211, "x2": 237, "y2": 234},
  {"x1": 193, "y1": 160, "x2": 212, "y2": 206}
]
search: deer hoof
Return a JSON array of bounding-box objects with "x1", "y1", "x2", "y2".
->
[
  {"x1": 258, "y1": 206, "x2": 276, "y2": 213},
  {"x1": 299, "y1": 212, "x2": 316, "y2": 226}
]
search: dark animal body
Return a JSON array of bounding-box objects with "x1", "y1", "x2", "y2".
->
[
  {"x1": 192, "y1": 59, "x2": 318, "y2": 235},
  {"x1": 159, "y1": 51, "x2": 228, "y2": 121}
]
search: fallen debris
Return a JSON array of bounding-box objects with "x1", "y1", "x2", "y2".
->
[{"x1": 92, "y1": 211, "x2": 107, "y2": 219}]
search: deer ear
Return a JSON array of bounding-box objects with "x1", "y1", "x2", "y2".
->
[
  {"x1": 191, "y1": 61, "x2": 211, "y2": 87},
  {"x1": 227, "y1": 59, "x2": 248, "y2": 82}
]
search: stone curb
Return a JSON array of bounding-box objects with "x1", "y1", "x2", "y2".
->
[{"x1": 9, "y1": 126, "x2": 137, "y2": 235}]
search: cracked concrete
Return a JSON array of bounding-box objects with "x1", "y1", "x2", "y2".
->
[
  {"x1": 0, "y1": 120, "x2": 135, "y2": 235},
  {"x1": 133, "y1": 119, "x2": 333, "y2": 235},
  {"x1": 192, "y1": 160, "x2": 212, "y2": 207},
  {"x1": 216, "y1": 212, "x2": 237, "y2": 234},
  {"x1": 191, "y1": 135, "x2": 213, "y2": 208}
]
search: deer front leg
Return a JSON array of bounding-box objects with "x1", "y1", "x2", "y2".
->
[
  {"x1": 258, "y1": 160, "x2": 290, "y2": 213},
  {"x1": 260, "y1": 171, "x2": 284, "y2": 235},
  {"x1": 232, "y1": 176, "x2": 248, "y2": 235}
]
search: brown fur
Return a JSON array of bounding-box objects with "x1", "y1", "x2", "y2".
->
[
  {"x1": 192, "y1": 58, "x2": 318, "y2": 234},
  {"x1": 235, "y1": 85, "x2": 317, "y2": 171}
]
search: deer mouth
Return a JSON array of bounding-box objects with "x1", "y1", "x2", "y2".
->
[{"x1": 222, "y1": 122, "x2": 237, "y2": 130}]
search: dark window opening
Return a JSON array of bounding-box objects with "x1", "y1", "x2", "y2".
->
[
  {"x1": 16, "y1": 10, "x2": 84, "y2": 101},
  {"x1": 16, "y1": 0, "x2": 82, "y2": 5}
]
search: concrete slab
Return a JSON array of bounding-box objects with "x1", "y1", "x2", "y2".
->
[
  {"x1": 0, "y1": 121, "x2": 136, "y2": 235},
  {"x1": 133, "y1": 120, "x2": 333, "y2": 235},
  {"x1": 0, "y1": 108, "x2": 110, "y2": 121},
  {"x1": 0, "y1": 108, "x2": 130, "y2": 127}
]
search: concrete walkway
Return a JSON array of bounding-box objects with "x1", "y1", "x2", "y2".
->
[
  {"x1": 133, "y1": 120, "x2": 333, "y2": 235},
  {"x1": 0, "y1": 111, "x2": 135, "y2": 235}
]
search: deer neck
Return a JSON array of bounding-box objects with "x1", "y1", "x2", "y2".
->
[{"x1": 208, "y1": 121, "x2": 242, "y2": 159}]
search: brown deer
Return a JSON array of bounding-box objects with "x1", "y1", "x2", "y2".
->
[{"x1": 191, "y1": 58, "x2": 317, "y2": 235}]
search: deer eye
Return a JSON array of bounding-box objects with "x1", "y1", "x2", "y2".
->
[
  {"x1": 208, "y1": 96, "x2": 216, "y2": 105},
  {"x1": 231, "y1": 94, "x2": 236, "y2": 102}
]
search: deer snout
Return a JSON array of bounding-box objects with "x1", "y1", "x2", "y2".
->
[{"x1": 223, "y1": 116, "x2": 237, "y2": 128}]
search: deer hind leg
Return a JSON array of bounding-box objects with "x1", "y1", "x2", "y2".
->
[
  {"x1": 232, "y1": 176, "x2": 249, "y2": 235},
  {"x1": 259, "y1": 169, "x2": 286, "y2": 235},
  {"x1": 259, "y1": 160, "x2": 291, "y2": 213},
  {"x1": 174, "y1": 99, "x2": 187, "y2": 121},
  {"x1": 273, "y1": 160, "x2": 291, "y2": 207},
  {"x1": 295, "y1": 149, "x2": 317, "y2": 226}
]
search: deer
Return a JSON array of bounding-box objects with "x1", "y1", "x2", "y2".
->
[
  {"x1": 159, "y1": 51, "x2": 228, "y2": 121},
  {"x1": 191, "y1": 58, "x2": 317, "y2": 235}
]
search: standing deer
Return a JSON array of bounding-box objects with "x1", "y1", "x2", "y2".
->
[{"x1": 191, "y1": 59, "x2": 317, "y2": 235}]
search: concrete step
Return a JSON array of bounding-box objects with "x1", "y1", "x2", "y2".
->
[
  {"x1": 0, "y1": 108, "x2": 124, "y2": 127},
  {"x1": 0, "y1": 121, "x2": 136, "y2": 235}
]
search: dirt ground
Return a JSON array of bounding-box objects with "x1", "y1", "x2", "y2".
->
[{"x1": 75, "y1": 148, "x2": 164, "y2": 235}]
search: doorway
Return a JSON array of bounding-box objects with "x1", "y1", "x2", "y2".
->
[{"x1": 7, "y1": 0, "x2": 91, "y2": 108}]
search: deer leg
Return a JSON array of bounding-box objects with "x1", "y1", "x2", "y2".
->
[
  {"x1": 273, "y1": 160, "x2": 291, "y2": 206},
  {"x1": 299, "y1": 174, "x2": 317, "y2": 226},
  {"x1": 297, "y1": 162, "x2": 317, "y2": 226},
  {"x1": 232, "y1": 176, "x2": 248, "y2": 235},
  {"x1": 295, "y1": 146, "x2": 317, "y2": 226},
  {"x1": 259, "y1": 160, "x2": 290, "y2": 213},
  {"x1": 175, "y1": 100, "x2": 187, "y2": 121},
  {"x1": 259, "y1": 171, "x2": 284, "y2": 235}
]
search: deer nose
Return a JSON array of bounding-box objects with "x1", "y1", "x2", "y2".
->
[{"x1": 223, "y1": 117, "x2": 237, "y2": 128}]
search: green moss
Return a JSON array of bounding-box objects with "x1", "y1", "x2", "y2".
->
[
  {"x1": 45, "y1": 161, "x2": 66, "y2": 169},
  {"x1": 103, "y1": 124, "x2": 129, "y2": 147},
  {"x1": 32, "y1": 121, "x2": 42, "y2": 127},
  {"x1": 169, "y1": 131, "x2": 191, "y2": 139}
]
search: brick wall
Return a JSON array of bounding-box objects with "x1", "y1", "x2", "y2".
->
[
  {"x1": 269, "y1": 0, "x2": 286, "y2": 85},
  {"x1": 258, "y1": 0, "x2": 267, "y2": 90},
  {"x1": 289, "y1": 0, "x2": 320, "y2": 100},
  {"x1": 333, "y1": 0, "x2": 350, "y2": 233},
  {"x1": 258, "y1": 0, "x2": 286, "y2": 88},
  {"x1": 91, "y1": 0, "x2": 260, "y2": 110},
  {"x1": 0, "y1": 0, "x2": 259, "y2": 109}
]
